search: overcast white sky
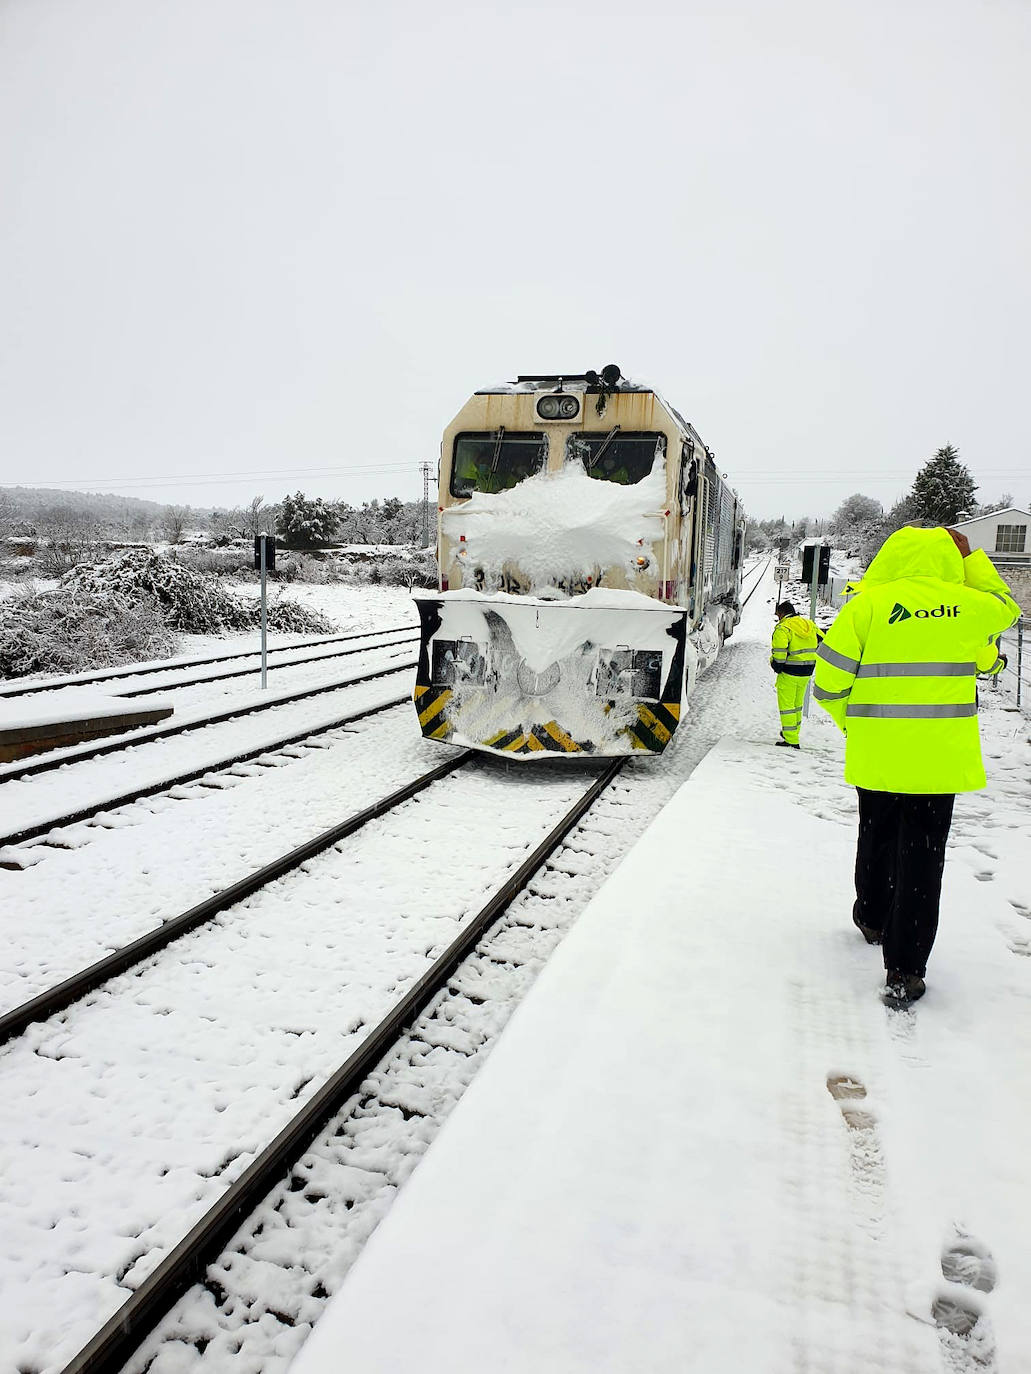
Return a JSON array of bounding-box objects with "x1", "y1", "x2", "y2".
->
[{"x1": 1, "y1": 0, "x2": 1028, "y2": 519}]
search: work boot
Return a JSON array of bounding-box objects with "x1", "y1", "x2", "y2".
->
[
  {"x1": 882, "y1": 972, "x2": 926, "y2": 1008},
  {"x1": 775, "y1": 738, "x2": 800, "y2": 750},
  {"x1": 852, "y1": 911, "x2": 882, "y2": 945}
]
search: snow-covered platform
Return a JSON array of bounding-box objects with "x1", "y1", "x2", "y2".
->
[
  {"x1": 0, "y1": 689, "x2": 173, "y2": 761},
  {"x1": 290, "y1": 736, "x2": 1031, "y2": 1373}
]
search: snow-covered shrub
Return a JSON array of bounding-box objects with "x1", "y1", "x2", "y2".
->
[
  {"x1": 270, "y1": 552, "x2": 345, "y2": 584},
  {"x1": 176, "y1": 547, "x2": 255, "y2": 577},
  {"x1": 331, "y1": 547, "x2": 437, "y2": 589},
  {"x1": 263, "y1": 595, "x2": 335, "y2": 633},
  {"x1": 0, "y1": 587, "x2": 176, "y2": 679},
  {"x1": 61, "y1": 549, "x2": 334, "y2": 635}
]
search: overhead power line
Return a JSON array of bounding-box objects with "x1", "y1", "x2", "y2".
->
[{"x1": 15, "y1": 461, "x2": 420, "y2": 494}]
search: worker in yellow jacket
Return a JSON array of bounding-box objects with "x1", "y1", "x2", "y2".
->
[
  {"x1": 770, "y1": 601, "x2": 821, "y2": 748},
  {"x1": 814, "y1": 526, "x2": 1019, "y2": 1007}
]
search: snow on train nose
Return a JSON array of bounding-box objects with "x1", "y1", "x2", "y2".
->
[{"x1": 413, "y1": 593, "x2": 687, "y2": 757}]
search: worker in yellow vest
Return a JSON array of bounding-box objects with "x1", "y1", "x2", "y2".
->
[
  {"x1": 770, "y1": 600, "x2": 821, "y2": 748},
  {"x1": 814, "y1": 526, "x2": 1019, "y2": 1007}
]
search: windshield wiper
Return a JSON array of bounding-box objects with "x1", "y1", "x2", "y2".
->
[
  {"x1": 490, "y1": 426, "x2": 506, "y2": 474},
  {"x1": 586, "y1": 425, "x2": 621, "y2": 470}
]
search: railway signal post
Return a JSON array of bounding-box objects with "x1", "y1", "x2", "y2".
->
[
  {"x1": 254, "y1": 534, "x2": 277, "y2": 688},
  {"x1": 800, "y1": 541, "x2": 830, "y2": 716}
]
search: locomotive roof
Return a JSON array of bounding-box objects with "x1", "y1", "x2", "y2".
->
[
  {"x1": 475, "y1": 376, "x2": 653, "y2": 395},
  {"x1": 468, "y1": 376, "x2": 714, "y2": 462}
]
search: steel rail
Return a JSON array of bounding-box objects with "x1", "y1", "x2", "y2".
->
[
  {"x1": 117, "y1": 631, "x2": 419, "y2": 698},
  {"x1": 57, "y1": 757, "x2": 625, "y2": 1374},
  {"x1": 0, "y1": 623, "x2": 416, "y2": 698},
  {"x1": 0, "y1": 654, "x2": 418, "y2": 784},
  {"x1": 740, "y1": 557, "x2": 771, "y2": 609},
  {"x1": 0, "y1": 753, "x2": 472, "y2": 1047},
  {"x1": 0, "y1": 693, "x2": 411, "y2": 852}
]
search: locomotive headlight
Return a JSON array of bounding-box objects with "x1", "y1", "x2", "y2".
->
[{"x1": 536, "y1": 394, "x2": 580, "y2": 421}]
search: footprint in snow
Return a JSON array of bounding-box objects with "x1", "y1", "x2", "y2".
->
[
  {"x1": 932, "y1": 1231, "x2": 998, "y2": 1371},
  {"x1": 825, "y1": 1074, "x2": 884, "y2": 1217}
]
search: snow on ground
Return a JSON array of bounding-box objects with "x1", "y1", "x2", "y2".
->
[
  {"x1": 0, "y1": 758, "x2": 598, "y2": 1374},
  {"x1": 292, "y1": 723, "x2": 1031, "y2": 1374},
  {"x1": 1, "y1": 565, "x2": 1027, "y2": 1373},
  {"x1": 1, "y1": 705, "x2": 434, "y2": 1011},
  {"x1": 225, "y1": 582, "x2": 414, "y2": 636}
]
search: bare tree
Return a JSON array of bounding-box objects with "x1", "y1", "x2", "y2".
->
[
  {"x1": 128, "y1": 509, "x2": 153, "y2": 542},
  {"x1": 160, "y1": 506, "x2": 190, "y2": 544},
  {"x1": 0, "y1": 490, "x2": 15, "y2": 543},
  {"x1": 33, "y1": 503, "x2": 103, "y2": 573},
  {"x1": 245, "y1": 495, "x2": 274, "y2": 536}
]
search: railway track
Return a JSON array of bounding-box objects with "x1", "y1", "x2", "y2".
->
[
  {"x1": 0, "y1": 647, "x2": 418, "y2": 784},
  {"x1": 739, "y1": 556, "x2": 770, "y2": 609},
  {"x1": 0, "y1": 624, "x2": 416, "y2": 699},
  {"x1": 0, "y1": 753, "x2": 472, "y2": 1044},
  {"x1": 115, "y1": 631, "x2": 418, "y2": 699},
  {"x1": 122, "y1": 757, "x2": 669, "y2": 1374},
  {"x1": 0, "y1": 693, "x2": 412, "y2": 854},
  {"x1": 0, "y1": 757, "x2": 623, "y2": 1374},
  {"x1": 54, "y1": 761, "x2": 623, "y2": 1374}
]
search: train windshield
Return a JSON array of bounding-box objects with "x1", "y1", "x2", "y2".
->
[
  {"x1": 450, "y1": 433, "x2": 548, "y2": 497},
  {"x1": 568, "y1": 431, "x2": 665, "y2": 485}
]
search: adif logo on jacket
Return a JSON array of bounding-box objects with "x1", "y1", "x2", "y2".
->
[{"x1": 888, "y1": 601, "x2": 961, "y2": 624}]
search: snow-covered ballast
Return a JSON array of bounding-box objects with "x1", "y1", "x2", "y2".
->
[{"x1": 415, "y1": 366, "x2": 743, "y2": 757}]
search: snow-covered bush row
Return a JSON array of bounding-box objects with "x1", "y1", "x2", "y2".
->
[
  {"x1": 0, "y1": 587, "x2": 176, "y2": 678},
  {"x1": 61, "y1": 549, "x2": 334, "y2": 636},
  {"x1": 333, "y1": 547, "x2": 437, "y2": 588}
]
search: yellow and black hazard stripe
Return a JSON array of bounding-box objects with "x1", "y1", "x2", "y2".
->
[
  {"x1": 627, "y1": 701, "x2": 681, "y2": 752},
  {"x1": 413, "y1": 685, "x2": 453, "y2": 741},
  {"x1": 481, "y1": 721, "x2": 594, "y2": 754}
]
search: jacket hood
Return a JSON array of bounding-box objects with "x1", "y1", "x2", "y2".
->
[
  {"x1": 780, "y1": 615, "x2": 817, "y2": 635},
  {"x1": 863, "y1": 526, "x2": 964, "y2": 586}
]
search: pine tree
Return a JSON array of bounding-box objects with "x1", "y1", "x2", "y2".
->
[
  {"x1": 277, "y1": 491, "x2": 338, "y2": 548},
  {"x1": 909, "y1": 445, "x2": 978, "y2": 524}
]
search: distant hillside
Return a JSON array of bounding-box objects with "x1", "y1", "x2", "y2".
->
[{"x1": 0, "y1": 486, "x2": 211, "y2": 535}]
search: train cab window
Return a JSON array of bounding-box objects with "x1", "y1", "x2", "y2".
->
[
  {"x1": 568, "y1": 432, "x2": 665, "y2": 485},
  {"x1": 450, "y1": 433, "x2": 547, "y2": 498}
]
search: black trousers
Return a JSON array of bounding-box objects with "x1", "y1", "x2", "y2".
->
[{"x1": 853, "y1": 789, "x2": 956, "y2": 977}]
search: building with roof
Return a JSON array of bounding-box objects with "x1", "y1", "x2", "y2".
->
[
  {"x1": 954, "y1": 506, "x2": 1029, "y2": 563},
  {"x1": 955, "y1": 506, "x2": 1029, "y2": 611}
]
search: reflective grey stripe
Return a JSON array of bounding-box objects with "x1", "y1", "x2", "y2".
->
[
  {"x1": 779, "y1": 708, "x2": 802, "y2": 716},
  {"x1": 817, "y1": 643, "x2": 860, "y2": 673},
  {"x1": 845, "y1": 702, "x2": 978, "y2": 719},
  {"x1": 813, "y1": 684, "x2": 850, "y2": 701},
  {"x1": 855, "y1": 661, "x2": 975, "y2": 678},
  {"x1": 787, "y1": 648, "x2": 817, "y2": 657}
]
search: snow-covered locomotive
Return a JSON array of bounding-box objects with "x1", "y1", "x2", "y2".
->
[{"x1": 414, "y1": 365, "x2": 744, "y2": 757}]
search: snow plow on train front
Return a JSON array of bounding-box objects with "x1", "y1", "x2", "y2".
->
[
  {"x1": 414, "y1": 591, "x2": 688, "y2": 755},
  {"x1": 415, "y1": 365, "x2": 743, "y2": 760}
]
